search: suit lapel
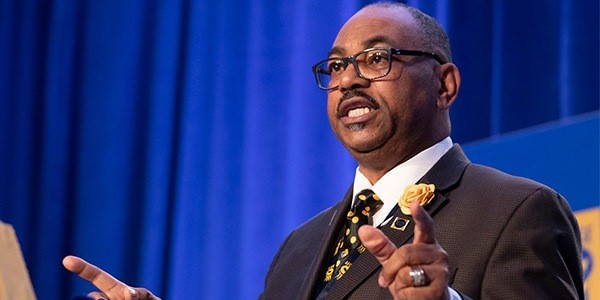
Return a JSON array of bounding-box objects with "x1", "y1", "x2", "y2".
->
[
  {"x1": 297, "y1": 187, "x2": 353, "y2": 300},
  {"x1": 326, "y1": 145, "x2": 470, "y2": 299},
  {"x1": 417, "y1": 144, "x2": 470, "y2": 192}
]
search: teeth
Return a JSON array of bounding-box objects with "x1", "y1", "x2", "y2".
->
[{"x1": 347, "y1": 107, "x2": 371, "y2": 117}]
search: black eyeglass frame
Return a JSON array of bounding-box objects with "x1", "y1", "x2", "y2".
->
[{"x1": 312, "y1": 47, "x2": 445, "y2": 90}]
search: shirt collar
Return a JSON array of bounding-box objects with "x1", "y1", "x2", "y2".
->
[{"x1": 352, "y1": 137, "x2": 453, "y2": 225}]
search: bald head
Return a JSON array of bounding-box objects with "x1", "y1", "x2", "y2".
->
[{"x1": 357, "y1": 3, "x2": 452, "y2": 63}]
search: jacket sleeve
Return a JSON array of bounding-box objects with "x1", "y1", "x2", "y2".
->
[
  {"x1": 259, "y1": 230, "x2": 295, "y2": 300},
  {"x1": 480, "y1": 186, "x2": 584, "y2": 299}
]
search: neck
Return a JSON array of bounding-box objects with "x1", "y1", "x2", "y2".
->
[
  {"x1": 355, "y1": 135, "x2": 448, "y2": 184},
  {"x1": 355, "y1": 146, "x2": 420, "y2": 184}
]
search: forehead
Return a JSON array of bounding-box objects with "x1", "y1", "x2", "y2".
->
[{"x1": 331, "y1": 7, "x2": 420, "y2": 56}]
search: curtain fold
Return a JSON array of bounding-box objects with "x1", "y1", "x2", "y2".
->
[{"x1": 0, "y1": 0, "x2": 597, "y2": 298}]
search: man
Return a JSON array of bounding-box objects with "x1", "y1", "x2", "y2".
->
[
  {"x1": 63, "y1": 2, "x2": 584, "y2": 299},
  {"x1": 259, "y1": 2, "x2": 583, "y2": 299}
]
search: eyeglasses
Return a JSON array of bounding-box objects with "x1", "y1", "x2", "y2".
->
[{"x1": 312, "y1": 47, "x2": 445, "y2": 90}]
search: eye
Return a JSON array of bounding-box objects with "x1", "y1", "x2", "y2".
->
[
  {"x1": 327, "y1": 59, "x2": 346, "y2": 74},
  {"x1": 365, "y1": 51, "x2": 389, "y2": 65}
]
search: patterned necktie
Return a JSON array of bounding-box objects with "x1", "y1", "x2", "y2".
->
[{"x1": 323, "y1": 189, "x2": 382, "y2": 283}]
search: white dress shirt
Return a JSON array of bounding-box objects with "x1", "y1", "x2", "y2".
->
[{"x1": 350, "y1": 136, "x2": 462, "y2": 299}]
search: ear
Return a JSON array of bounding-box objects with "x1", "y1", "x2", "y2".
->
[{"x1": 436, "y1": 63, "x2": 461, "y2": 109}]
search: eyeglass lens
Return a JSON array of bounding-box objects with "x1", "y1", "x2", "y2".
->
[{"x1": 316, "y1": 48, "x2": 391, "y2": 89}]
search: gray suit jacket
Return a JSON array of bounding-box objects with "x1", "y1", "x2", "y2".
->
[{"x1": 260, "y1": 145, "x2": 584, "y2": 299}]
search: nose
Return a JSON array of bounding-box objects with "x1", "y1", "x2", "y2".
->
[{"x1": 336, "y1": 63, "x2": 370, "y2": 92}]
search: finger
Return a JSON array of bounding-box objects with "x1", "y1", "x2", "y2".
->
[
  {"x1": 391, "y1": 265, "x2": 414, "y2": 289},
  {"x1": 410, "y1": 201, "x2": 436, "y2": 244},
  {"x1": 387, "y1": 264, "x2": 447, "y2": 298},
  {"x1": 134, "y1": 288, "x2": 162, "y2": 300},
  {"x1": 358, "y1": 225, "x2": 399, "y2": 287},
  {"x1": 88, "y1": 291, "x2": 108, "y2": 300},
  {"x1": 89, "y1": 289, "x2": 139, "y2": 300},
  {"x1": 63, "y1": 255, "x2": 138, "y2": 299},
  {"x1": 62, "y1": 255, "x2": 122, "y2": 291}
]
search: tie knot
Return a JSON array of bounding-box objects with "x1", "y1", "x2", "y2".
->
[{"x1": 350, "y1": 189, "x2": 382, "y2": 225}]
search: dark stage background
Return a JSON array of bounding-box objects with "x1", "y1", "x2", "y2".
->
[{"x1": 0, "y1": 0, "x2": 598, "y2": 298}]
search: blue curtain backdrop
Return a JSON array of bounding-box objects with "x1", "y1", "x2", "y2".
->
[{"x1": 0, "y1": 0, "x2": 598, "y2": 298}]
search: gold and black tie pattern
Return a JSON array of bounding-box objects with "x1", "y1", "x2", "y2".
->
[{"x1": 324, "y1": 189, "x2": 382, "y2": 283}]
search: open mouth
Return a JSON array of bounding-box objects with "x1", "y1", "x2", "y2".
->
[
  {"x1": 337, "y1": 90, "x2": 379, "y2": 119},
  {"x1": 338, "y1": 97, "x2": 378, "y2": 119}
]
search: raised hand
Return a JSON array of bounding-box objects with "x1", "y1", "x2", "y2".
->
[
  {"x1": 62, "y1": 255, "x2": 160, "y2": 300},
  {"x1": 358, "y1": 201, "x2": 450, "y2": 300}
]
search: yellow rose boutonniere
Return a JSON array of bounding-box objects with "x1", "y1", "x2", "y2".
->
[{"x1": 398, "y1": 183, "x2": 436, "y2": 215}]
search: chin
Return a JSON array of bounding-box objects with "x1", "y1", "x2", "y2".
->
[
  {"x1": 335, "y1": 121, "x2": 392, "y2": 151},
  {"x1": 343, "y1": 137, "x2": 386, "y2": 154}
]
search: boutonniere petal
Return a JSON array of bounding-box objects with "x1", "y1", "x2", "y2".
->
[{"x1": 398, "y1": 183, "x2": 436, "y2": 215}]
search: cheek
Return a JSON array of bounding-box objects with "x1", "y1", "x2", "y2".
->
[{"x1": 388, "y1": 77, "x2": 435, "y2": 113}]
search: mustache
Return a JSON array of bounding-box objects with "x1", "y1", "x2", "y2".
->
[{"x1": 339, "y1": 90, "x2": 378, "y2": 106}]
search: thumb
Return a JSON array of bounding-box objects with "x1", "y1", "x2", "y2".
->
[
  {"x1": 358, "y1": 225, "x2": 399, "y2": 287},
  {"x1": 410, "y1": 201, "x2": 436, "y2": 244},
  {"x1": 358, "y1": 225, "x2": 397, "y2": 263}
]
